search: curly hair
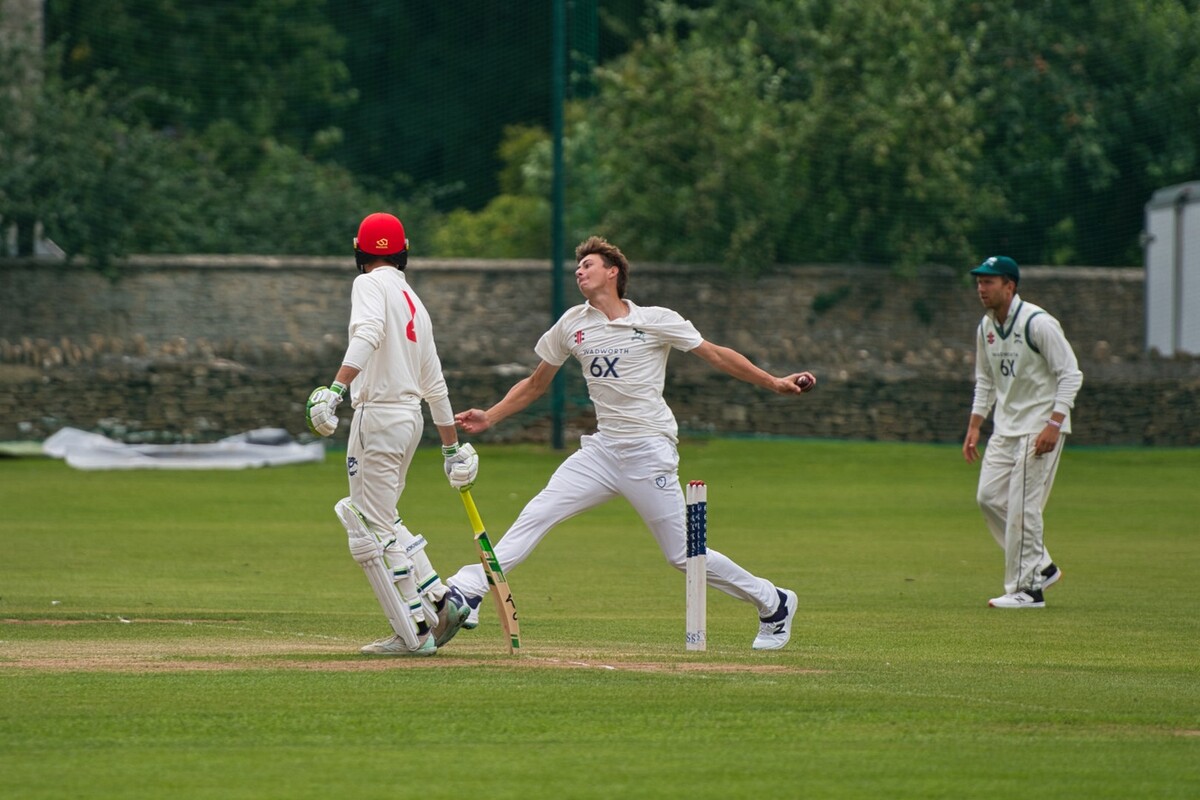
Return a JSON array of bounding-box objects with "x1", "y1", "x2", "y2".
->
[{"x1": 575, "y1": 236, "x2": 629, "y2": 299}]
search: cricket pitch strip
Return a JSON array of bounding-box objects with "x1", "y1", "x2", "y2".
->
[{"x1": 1, "y1": 618, "x2": 824, "y2": 675}]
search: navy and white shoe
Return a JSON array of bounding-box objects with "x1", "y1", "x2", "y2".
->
[
  {"x1": 988, "y1": 588, "x2": 1046, "y2": 608},
  {"x1": 1041, "y1": 563, "x2": 1062, "y2": 590},
  {"x1": 752, "y1": 589, "x2": 798, "y2": 650},
  {"x1": 446, "y1": 585, "x2": 482, "y2": 630},
  {"x1": 432, "y1": 592, "x2": 471, "y2": 647}
]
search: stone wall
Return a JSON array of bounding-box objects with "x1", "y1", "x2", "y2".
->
[{"x1": 1, "y1": 255, "x2": 1197, "y2": 446}]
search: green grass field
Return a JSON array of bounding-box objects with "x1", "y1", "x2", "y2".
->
[{"x1": 2, "y1": 440, "x2": 1198, "y2": 799}]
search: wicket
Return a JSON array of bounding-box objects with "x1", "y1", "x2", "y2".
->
[{"x1": 685, "y1": 480, "x2": 707, "y2": 651}]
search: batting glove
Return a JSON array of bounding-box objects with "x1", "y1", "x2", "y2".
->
[
  {"x1": 442, "y1": 442, "x2": 478, "y2": 489},
  {"x1": 306, "y1": 381, "x2": 346, "y2": 437}
]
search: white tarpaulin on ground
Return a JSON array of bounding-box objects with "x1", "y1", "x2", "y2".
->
[{"x1": 43, "y1": 427, "x2": 325, "y2": 470}]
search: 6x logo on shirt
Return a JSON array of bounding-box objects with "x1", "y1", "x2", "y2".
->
[{"x1": 589, "y1": 356, "x2": 620, "y2": 377}]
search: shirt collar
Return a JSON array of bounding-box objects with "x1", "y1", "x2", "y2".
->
[
  {"x1": 583, "y1": 298, "x2": 638, "y2": 324},
  {"x1": 988, "y1": 294, "x2": 1023, "y2": 337}
]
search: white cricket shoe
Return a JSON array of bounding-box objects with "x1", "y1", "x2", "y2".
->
[
  {"x1": 359, "y1": 633, "x2": 437, "y2": 656},
  {"x1": 752, "y1": 589, "x2": 798, "y2": 651},
  {"x1": 988, "y1": 589, "x2": 1045, "y2": 609},
  {"x1": 446, "y1": 585, "x2": 482, "y2": 630}
]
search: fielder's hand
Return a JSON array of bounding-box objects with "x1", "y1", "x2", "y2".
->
[
  {"x1": 963, "y1": 429, "x2": 981, "y2": 464},
  {"x1": 306, "y1": 381, "x2": 346, "y2": 437},
  {"x1": 442, "y1": 442, "x2": 479, "y2": 489},
  {"x1": 1033, "y1": 423, "x2": 1061, "y2": 457}
]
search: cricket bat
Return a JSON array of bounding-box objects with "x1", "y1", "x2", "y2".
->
[
  {"x1": 459, "y1": 488, "x2": 520, "y2": 653},
  {"x1": 685, "y1": 480, "x2": 707, "y2": 651}
]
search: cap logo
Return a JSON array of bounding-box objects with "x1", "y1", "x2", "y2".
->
[{"x1": 375, "y1": 237, "x2": 389, "y2": 249}]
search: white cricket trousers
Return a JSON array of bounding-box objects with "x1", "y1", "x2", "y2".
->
[
  {"x1": 447, "y1": 432, "x2": 780, "y2": 615},
  {"x1": 976, "y1": 433, "x2": 1064, "y2": 594},
  {"x1": 345, "y1": 403, "x2": 448, "y2": 619},
  {"x1": 346, "y1": 403, "x2": 423, "y2": 533}
]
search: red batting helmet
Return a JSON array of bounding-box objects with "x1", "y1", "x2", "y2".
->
[{"x1": 355, "y1": 212, "x2": 408, "y2": 256}]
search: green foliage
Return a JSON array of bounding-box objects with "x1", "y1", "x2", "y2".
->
[
  {"x1": 431, "y1": 194, "x2": 549, "y2": 258},
  {"x1": 550, "y1": 0, "x2": 1200, "y2": 270},
  {"x1": 584, "y1": 6, "x2": 806, "y2": 272},
  {"x1": 189, "y1": 138, "x2": 428, "y2": 257},
  {"x1": 428, "y1": 125, "x2": 552, "y2": 258},
  {"x1": 496, "y1": 124, "x2": 548, "y2": 196},
  {"x1": 0, "y1": 47, "x2": 430, "y2": 271},
  {"x1": 48, "y1": 0, "x2": 354, "y2": 150},
  {"x1": 0, "y1": 51, "x2": 201, "y2": 273},
  {"x1": 575, "y1": 0, "x2": 995, "y2": 272},
  {"x1": 427, "y1": 120, "x2": 603, "y2": 258},
  {"x1": 783, "y1": 0, "x2": 996, "y2": 270},
  {"x1": 2, "y1": 442, "x2": 1199, "y2": 798},
  {"x1": 956, "y1": 0, "x2": 1200, "y2": 266},
  {"x1": 12, "y1": 1, "x2": 1200, "y2": 271}
]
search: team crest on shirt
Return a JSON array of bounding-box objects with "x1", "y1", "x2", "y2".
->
[{"x1": 632, "y1": 328, "x2": 646, "y2": 342}]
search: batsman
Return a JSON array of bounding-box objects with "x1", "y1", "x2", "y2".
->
[{"x1": 306, "y1": 212, "x2": 476, "y2": 655}]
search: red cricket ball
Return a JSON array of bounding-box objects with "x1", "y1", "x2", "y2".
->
[{"x1": 796, "y1": 375, "x2": 814, "y2": 390}]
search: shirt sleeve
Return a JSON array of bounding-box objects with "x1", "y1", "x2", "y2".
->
[
  {"x1": 343, "y1": 275, "x2": 385, "y2": 369},
  {"x1": 1030, "y1": 314, "x2": 1083, "y2": 414},
  {"x1": 653, "y1": 309, "x2": 704, "y2": 352},
  {"x1": 970, "y1": 321, "x2": 996, "y2": 418},
  {"x1": 419, "y1": 336, "x2": 454, "y2": 427},
  {"x1": 406, "y1": 292, "x2": 454, "y2": 427},
  {"x1": 534, "y1": 311, "x2": 573, "y2": 366}
]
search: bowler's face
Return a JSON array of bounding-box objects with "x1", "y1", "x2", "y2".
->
[{"x1": 576, "y1": 254, "x2": 614, "y2": 296}]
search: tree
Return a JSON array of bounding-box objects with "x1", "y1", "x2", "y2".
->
[
  {"x1": 586, "y1": 11, "x2": 806, "y2": 270},
  {"x1": 955, "y1": 0, "x2": 1200, "y2": 265},
  {"x1": 46, "y1": 0, "x2": 353, "y2": 153},
  {"x1": 575, "y1": 0, "x2": 994, "y2": 271},
  {"x1": 562, "y1": 0, "x2": 1200, "y2": 269},
  {"x1": 427, "y1": 121, "x2": 599, "y2": 259},
  {"x1": 0, "y1": 37, "x2": 195, "y2": 271},
  {"x1": 0, "y1": 45, "x2": 423, "y2": 272}
]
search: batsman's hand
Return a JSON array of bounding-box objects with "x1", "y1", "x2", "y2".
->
[
  {"x1": 442, "y1": 442, "x2": 479, "y2": 489},
  {"x1": 306, "y1": 382, "x2": 346, "y2": 437}
]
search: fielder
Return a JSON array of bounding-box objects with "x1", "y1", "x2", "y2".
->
[
  {"x1": 962, "y1": 256, "x2": 1083, "y2": 609},
  {"x1": 306, "y1": 212, "x2": 476, "y2": 655},
  {"x1": 446, "y1": 236, "x2": 816, "y2": 650}
]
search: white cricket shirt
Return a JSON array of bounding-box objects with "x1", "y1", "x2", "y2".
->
[
  {"x1": 536, "y1": 300, "x2": 704, "y2": 441},
  {"x1": 341, "y1": 267, "x2": 454, "y2": 426},
  {"x1": 971, "y1": 294, "x2": 1083, "y2": 436}
]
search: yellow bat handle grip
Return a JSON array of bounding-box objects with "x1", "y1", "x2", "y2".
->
[{"x1": 459, "y1": 488, "x2": 486, "y2": 535}]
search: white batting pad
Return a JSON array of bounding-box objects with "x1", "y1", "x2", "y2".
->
[{"x1": 336, "y1": 499, "x2": 421, "y2": 650}]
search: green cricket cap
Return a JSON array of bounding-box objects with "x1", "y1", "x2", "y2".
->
[{"x1": 970, "y1": 256, "x2": 1019, "y2": 282}]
